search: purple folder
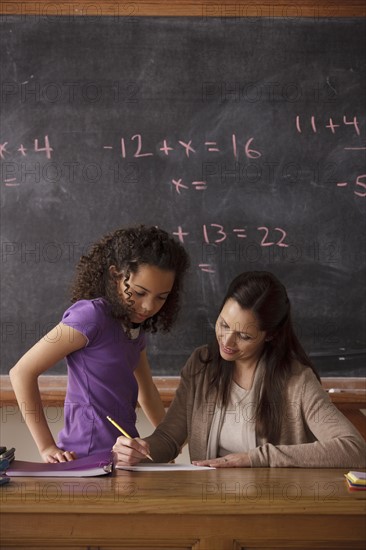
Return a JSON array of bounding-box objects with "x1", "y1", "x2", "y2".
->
[{"x1": 6, "y1": 451, "x2": 113, "y2": 477}]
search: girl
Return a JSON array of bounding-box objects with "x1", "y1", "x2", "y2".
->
[
  {"x1": 113, "y1": 271, "x2": 366, "y2": 468},
  {"x1": 10, "y1": 225, "x2": 190, "y2": 463}
]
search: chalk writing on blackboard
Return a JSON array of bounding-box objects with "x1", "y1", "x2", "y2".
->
[
  {"x1": 295, "y1": 115, "x2": 361, "y2": 135},
  {"x1": 336, "y1": 175, "x2": 366, "y2": 197},
  {"x1": 103, "y1": 134, "x2": 262, "y2": 160},
  {"x1": 0, "y1": 136, "x2": 53, "y2": 160},
  {"x1": 2, "y1": 126, "x2": 365, "y2": 201},
  {"x1": 1, "y1": 118, "x2": 363, "y2": 166},
  {"x1": 171, "y1": 179, "x2": 208, "y2": 193},
  {"x1": 200, "y1": 224, "x2": 289, "y2": 248}
]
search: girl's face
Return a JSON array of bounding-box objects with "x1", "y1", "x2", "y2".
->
[
  {"x1": 215, "y1": 298, "x2": 267, "y2": 367},
  {"x1": 118, "y1": 264, "x2": 175, "y2": 324}
]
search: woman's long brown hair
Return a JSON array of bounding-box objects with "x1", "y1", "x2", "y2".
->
[{"x1": 204, "y1": 271, "x2": 320, "y2": 443}]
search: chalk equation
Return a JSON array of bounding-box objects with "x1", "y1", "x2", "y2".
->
[
  {"x1": 177, "y1": 223, "x2": 289, "y2": 274},
  {"x1": 0, "y1": 136, "x2": 53, "y2": 160},
  {"x1": 103, "y1": 134, "x2": 262, "y2": 160},
  {"x1": 174, "y1": 223, "x2": 289, "y2": 247},
  {"x1": 295, "y1": 115, "x2": 362, "y2": 135}
]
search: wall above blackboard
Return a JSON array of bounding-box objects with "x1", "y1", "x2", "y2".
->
[{"x1": 1, "y1": 15, "x2": 365, "y2": 376}]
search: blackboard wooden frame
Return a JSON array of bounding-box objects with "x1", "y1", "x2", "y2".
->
[
  {"x1": 1, "y1": 2, "x2": 365, "y2": 425},
  {"x1": 0, "y1": 373, "x2": 364, "y2": 407},
  {"x1": 1, "y1": 374, "x2": 365, "y2": 438},
  {"x1": 0, "y1": 1, "x2": 365, "y2": 18}
]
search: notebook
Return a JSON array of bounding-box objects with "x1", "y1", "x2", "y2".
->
[
  {"x1": 345, "y1": 471, "x2": 366, "y2": 486},
  {"x1": 6, "y1": 451, "x2": 113, "y2": 477},
  {"x1": 344, "y1": 471, "x2": 366, "y2": 491}
]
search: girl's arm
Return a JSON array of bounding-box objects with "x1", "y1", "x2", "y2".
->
[
  {"x1": 134, "y1": 350, "x2": 165, "y2": 427},
  {"x1": 9, "y1": 323, "x2": 86, "y2": 463}
]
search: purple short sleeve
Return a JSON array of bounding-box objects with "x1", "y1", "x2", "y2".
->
[
  {"x1": 61, "y1": 299, "x2": 146, "y2": 351},
  {"x1": 61, "y1": 300, "x2": 107, "y2": 345}
]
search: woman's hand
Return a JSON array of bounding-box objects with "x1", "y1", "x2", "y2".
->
[
  {"x1": 41, "y1": 445, "x2": 77, "y2": 463},
  {"x1": 192, "y1": 452, "x2": 251, "y2": 468},
  {"x1": 112, "y1": 436, "x2": 152, "y2": 466}
]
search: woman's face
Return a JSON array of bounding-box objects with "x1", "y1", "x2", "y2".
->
[
  {"x1": 118, "y1": 264, "x2": 175, "y2": 324},
  {"x1": 215, "y1": 298, "x2": 267, "y2": 366}
]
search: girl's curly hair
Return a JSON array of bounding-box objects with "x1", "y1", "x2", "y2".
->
[{"x1": 70, "y1": 225, "x2": 190, "y2": 333}]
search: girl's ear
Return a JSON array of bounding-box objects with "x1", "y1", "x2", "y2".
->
[
  {"x1": 109, "y1": 265, "x2": 123, "y2": 282},
  {"x1": 109, "y1": 265, "x2": 117, "y2": 276}
]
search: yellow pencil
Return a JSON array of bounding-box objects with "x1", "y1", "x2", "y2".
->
[{"x1": 106, "y1": 415, "x2": 153, "y2": 461}]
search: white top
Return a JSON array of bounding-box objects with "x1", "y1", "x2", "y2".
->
[{"x1": 206, "y1": 361, "x2": 264, "y2": 459}]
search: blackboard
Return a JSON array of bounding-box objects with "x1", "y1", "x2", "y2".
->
[{"x1": 1, "y1": 16, "x2": 365, "y2": 377}]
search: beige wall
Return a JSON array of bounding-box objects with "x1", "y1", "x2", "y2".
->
[{"x1": 0, "y1": 405, "x2": 190, "y2": 463}]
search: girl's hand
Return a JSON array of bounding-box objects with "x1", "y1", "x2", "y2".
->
[
  {"x1": 112, "y1": 436, "x2": 151, "y2": 466},
  {"x1": 41, "y1": 445, "x2": 77, "y2": 463},
  {"x1": 192, "y1": 453, "x2": 251, "y2": 468}
]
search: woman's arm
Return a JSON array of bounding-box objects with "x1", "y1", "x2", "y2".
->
[
  {"x1": 114, "y1": 353, "x2": 195, "y2": 466},
  {"x1": 9, "y1": 323, "x2": 86, "y2": 463},
  {"x1": 134, "y1": 350, "x2": 165, "y2": 427},
  {"x1": 195, "y1": 368, "x2": 366, "y2": 469},
  {"x1": 249, "y1": 368, "x2": 366, "y2": 468}
]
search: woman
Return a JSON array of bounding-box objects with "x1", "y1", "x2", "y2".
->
[{"x1": 113, "y1": 271, "x2": 366, "y2": 468}]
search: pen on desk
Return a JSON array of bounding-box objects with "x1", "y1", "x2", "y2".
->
[{"x1": 106, "y1": 415, "x2": 153, "y2": 461}]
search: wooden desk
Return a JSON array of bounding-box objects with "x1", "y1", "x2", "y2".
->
[{"x1": 1, "y1": 468, "x2": 365, "y2": 549}]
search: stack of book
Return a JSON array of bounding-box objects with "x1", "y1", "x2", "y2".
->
[
  {"x1": 0, "y1": 447, "x2": 15, "y2": 486},
  {"x1": 344, "y1": 471, "x2": 366, "y2": 491}
]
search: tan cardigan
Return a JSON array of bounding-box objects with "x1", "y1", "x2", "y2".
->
[{"x1": 146, "y1": 346, "x2": 366, "y2": 468}]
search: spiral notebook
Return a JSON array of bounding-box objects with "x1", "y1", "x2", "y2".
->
[{"x1": 6, "y1": 451, "x2": 113, "y2": 477}]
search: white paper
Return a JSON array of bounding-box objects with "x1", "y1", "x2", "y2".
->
[{"x1": 116, "y1": 462, "x2": 215, "y2": 471}]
